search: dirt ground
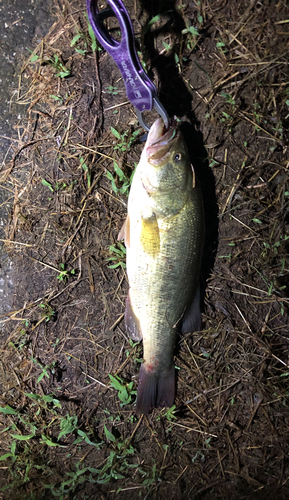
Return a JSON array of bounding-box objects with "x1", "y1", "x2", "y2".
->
[{"x1": 0, "y1": 0, "x2": 289, "y2": 498}]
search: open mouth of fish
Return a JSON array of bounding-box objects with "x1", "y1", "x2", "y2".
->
[{"x1": 145, "y1": 117, "x2": 179, "y2": 163}]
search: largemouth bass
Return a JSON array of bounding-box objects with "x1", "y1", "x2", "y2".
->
[{"x1": 118, "y1": 118, "x2": 204, "y2": 415}]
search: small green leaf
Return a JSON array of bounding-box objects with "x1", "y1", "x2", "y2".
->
[
  {"x1": 0, "y1": 406, "x2": 18, "y2": 415},
  {"x1": 109, "y1": 374, "x2": 124, "y2": 392},
  {"x1": 88, "y1": 23, "x2": 97, "y2": 52},
  {"x1": 75, "y1": 48, "x2": 86, "y2": 55},
  {"x1": 108, "y1": 262, "x2": 121, "y2": 269},
  {"x1": 11, "y1": 434, "x2": 35, "y2": 441},
  {"x1": 111, "y1": 127, "x2": 121, "y2": 140},
  {"x1": 58, "y1": 415, "x2": 78, "y2": 440},
  {"x1": 147, "y1": 14, "x2": 162, "y2": 27},
  {"x1": 44, "y1": 396, "x2": 61, "y2": 408},
  {"x1": 106, "y1": 171, "x2": 114, "y2": 181},
  {"x1": 41, "y1": 435, "x2": 64, "y2": 447},
  {"x1": 41, "y1": 179, "x2": 54, "y2": 192},
  {"x1": 104, "y1": 425, "x2": 116, "y2": 442},
  {"x1": 56, "y1": 69, "x2": 70, "y2": 79},
  {"x1": 131, "y1": 129, "x2": 141, "y2": 140},
  {"x1": 162, "y1": 41, "x2": 171, "y2": 51},
  {"x1": 0, "y1": 453, "x2": 14, "y2": 461},
  {"x1": 50, "y1": 94, "x2": 62, "y2": 101},
  {"x1": 182, "y1": 26, "x2": 199, "y2": 36},
  {"x1": 113, "y1": 161, "x2": 125, "y2": 180},
  {"x1": 77, "y1": 429, "x2": 100, "y2": 447},
  {"x1": 25, "y1": 393, "x2": 41, "y2": 400},
  {"x1": 11, "y1": 442, "x2": 16, "y2": 455},
  {"x1": 37, "y1": 371, "x2": 49, "y2": 383},
  {"x1": 27, "y1": 48, "x2": 39, "y2": 62},
  {"x1": 71, "y1": 34, "x2": 82, "y2": 46}
]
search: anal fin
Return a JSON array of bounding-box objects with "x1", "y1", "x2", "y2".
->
[{"x1": 181, "y1": 284, "x2": 202, "y2": 333}]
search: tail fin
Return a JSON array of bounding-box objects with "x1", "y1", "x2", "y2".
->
[{"x1": 136, "y1": 364, "x2": 175, "y2": 416}]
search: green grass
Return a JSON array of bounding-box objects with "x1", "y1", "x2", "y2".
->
[
  {"x1": 110, "y1": 127, "x2": 141, "y2": 153},
  {"x1": 0, "y1": 388, "x2": 143, "y2": 497},
  {"x1": 106, "y1": 242, "x2": 126, "y2": 269},
  {"x1": 108, "y1": 374, "x2": 137, "y2": 406}
]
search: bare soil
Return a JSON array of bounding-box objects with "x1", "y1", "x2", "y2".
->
[{"x1": 0, "y1": 1, "x2": 289, "y2": 499}]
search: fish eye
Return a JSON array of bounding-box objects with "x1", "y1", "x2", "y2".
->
[{"x1": 174, "y1": 153, "x2": 182, "y2": 162}]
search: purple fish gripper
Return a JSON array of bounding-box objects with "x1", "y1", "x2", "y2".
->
[{"x1": 86, "y1": 0, "x2": 169, "y2": 131}]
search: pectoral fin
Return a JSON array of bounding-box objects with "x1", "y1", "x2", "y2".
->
[
  {"x1": 140, "y1": 213, "x2": 160, "y2": 257},
  {"x1": 118, "y1": 215, "x2": 130, "y2": 248},
  {"x1": 181, "y1": 285, "x2": 202, "y2": 333},
  {"x1": 191, "y1": 163, "x2": 196, "y2": 188},
  {"x1": 125, "y1": 292, "x2": 142, "y2": 341}
]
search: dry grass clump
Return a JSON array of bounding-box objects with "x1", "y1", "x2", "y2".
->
[{"x1": 0, "y1": 0, "x2": 289, "y2": 498}]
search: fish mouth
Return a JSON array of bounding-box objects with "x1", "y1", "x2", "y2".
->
[{"x1": 145, "y1": 117, "x2": 179, "y2": 164}]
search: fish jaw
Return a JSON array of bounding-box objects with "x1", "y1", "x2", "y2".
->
[
  {"x1": 137, "y1": 119, "x2": 189, "y2": 204},
  {"x1": 144, "y1": 117, "x2": 179, "y2": 165}
]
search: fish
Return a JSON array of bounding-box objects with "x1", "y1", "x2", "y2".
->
[{"x1": 118, "y1": 117, "x2": 204, "y2": 415}]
